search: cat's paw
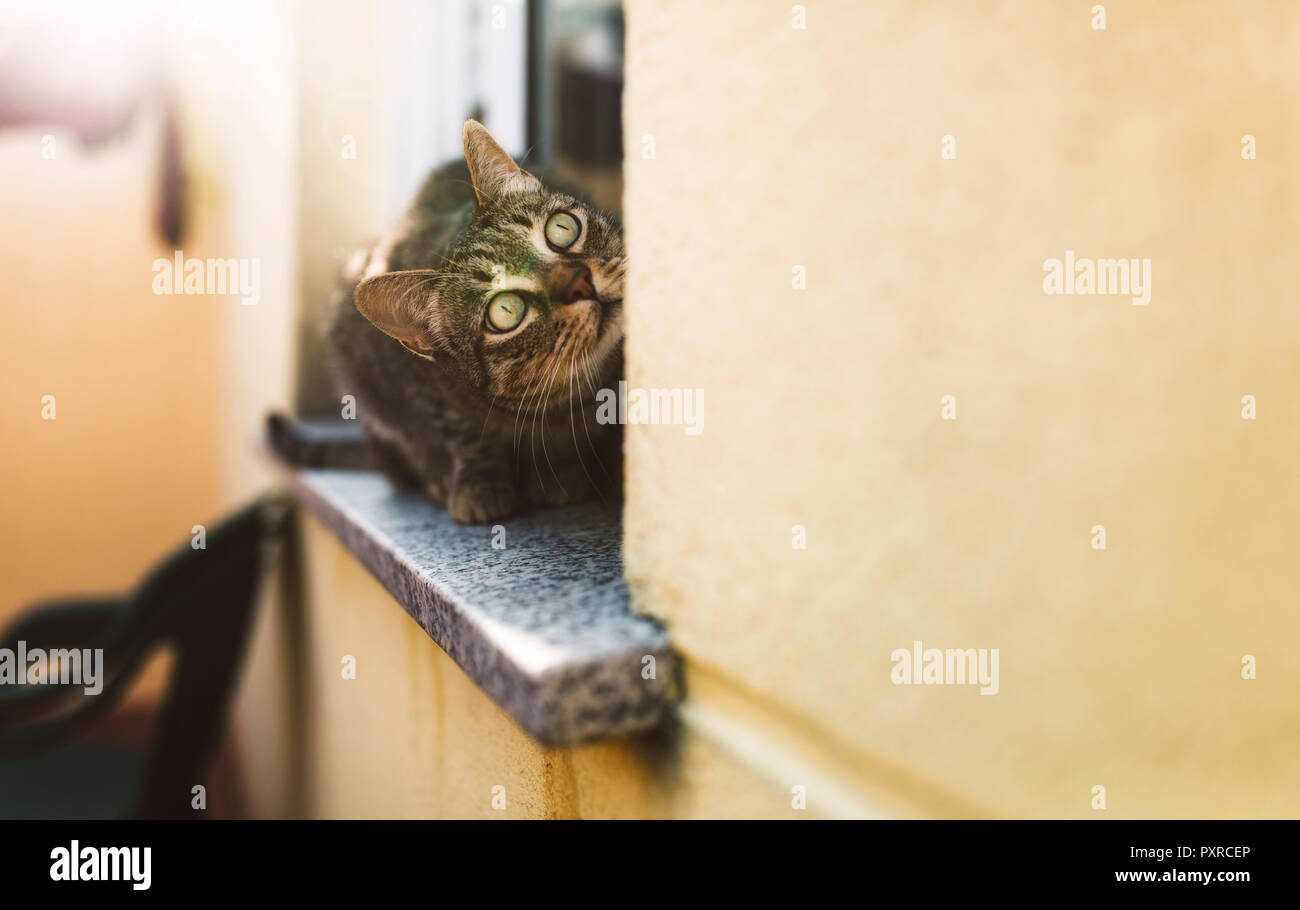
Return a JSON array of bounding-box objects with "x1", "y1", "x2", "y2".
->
[{"x1": 448, "y1": 480, "x2": 517, "y2": 524}]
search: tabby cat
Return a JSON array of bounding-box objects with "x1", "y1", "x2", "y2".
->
[{"x1": 324, "y1": 120, "x2": 625, "y2": 523}]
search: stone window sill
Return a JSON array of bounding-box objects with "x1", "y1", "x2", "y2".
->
[{"x1": 274, "y1": 455, "x2": 676, "y2": 747}]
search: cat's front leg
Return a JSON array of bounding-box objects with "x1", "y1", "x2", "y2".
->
[{"x1": 446, "y1": 445, "x2": 517, "y2": 524}]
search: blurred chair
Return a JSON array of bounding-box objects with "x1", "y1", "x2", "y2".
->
[{"x1": 0, "y1": 496, "x2": 289, "y2": 819}]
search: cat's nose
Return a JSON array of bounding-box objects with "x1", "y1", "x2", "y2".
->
[{"x1": 550, "y1": 263, "x2": 595, "y2": 305}]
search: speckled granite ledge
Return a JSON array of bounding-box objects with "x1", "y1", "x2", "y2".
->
[{"x1": 280, "y1": 467, "x2": 676, "y2": 746}]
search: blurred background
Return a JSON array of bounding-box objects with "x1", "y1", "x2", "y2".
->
[{"x1": 0, "y1": 0, "x2": 625, "y2": 817}]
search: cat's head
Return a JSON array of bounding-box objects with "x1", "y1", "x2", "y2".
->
[{"x1": 353, "y1": 120, "x2": 625, "y2": 409}]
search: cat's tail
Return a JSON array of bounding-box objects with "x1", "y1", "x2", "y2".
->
[{"x1": 265, "y1": 413, "x2": 372, "y2": 469}]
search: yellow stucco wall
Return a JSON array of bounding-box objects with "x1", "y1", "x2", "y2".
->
[{"x1": 619, "y1": 0, "x2": 1300, "y2": 817}]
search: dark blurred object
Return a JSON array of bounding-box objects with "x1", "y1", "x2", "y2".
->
[
  {"x1": 0, "y1": 3, "x2": 186, "y2": 244},
  {"x1": 528, "y1": 0, "x2": 623, "y2": 213},
  {"x1": 0, "y1": 497, "x2": 289, "y2": 819},
  {"x1": 155, "y1": 95, "x2": 187, "y2": 247},
  {"x1": 266, "y1": 413, "x2": 370, "y2": 470},
  {"x1": 554, "y1": 16, "x2": 623, "y2": 168}
]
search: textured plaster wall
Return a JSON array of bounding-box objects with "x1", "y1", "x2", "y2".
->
[{"x1": 621, "y1": 0, "x2": 1300, "y2": 816}]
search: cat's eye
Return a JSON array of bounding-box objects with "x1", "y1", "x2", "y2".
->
[
  {"x1": 544, "y1": 211, "x2": 581, "y2": 250},
  {"x1": 486, "y1": 291, "x2": 527, "y2": 333}
]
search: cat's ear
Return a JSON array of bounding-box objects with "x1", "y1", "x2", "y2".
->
[
  {"x1": 354, "y1": 270, "x2": 444, "y2": 361},
  {"x1": 463, "y1": 119, "x2": 540, "y2": 205}
]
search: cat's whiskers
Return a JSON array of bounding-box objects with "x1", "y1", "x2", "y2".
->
[
  {"x1": 566, "y1": 355, "x2": 604, "y2": 504},
  {"x1": 516, "y1": 344, "x2": 554, "y2": 481},
  {"x1": 530, "y1": 342, "x2": 568, "y2": 498},
  {"x1": 512, "y1": 355, "x2": 553, "y2": 458},
  {"x1": 576, "y1": 350, "x2": 613, "y2": 488},
  {"x1": 533, "y1": 348, "x2": 564, "y2": 491},
  {"x1": 478, "y1": 393, "x2": 498, "y2": 445}
]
